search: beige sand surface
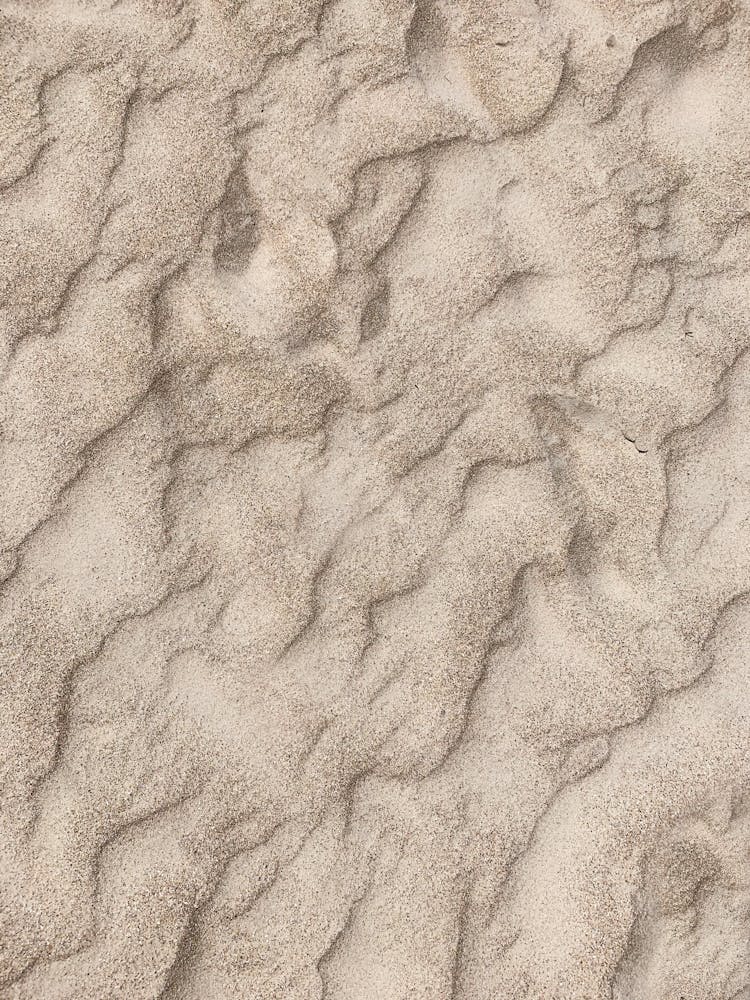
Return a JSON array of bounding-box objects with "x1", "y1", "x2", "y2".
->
[{"x1": 1, "y1": 0, "x2": 749, "y2": 997}]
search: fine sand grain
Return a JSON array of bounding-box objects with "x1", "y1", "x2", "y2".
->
[{"x1": 1, "y1": 1, "x2": 749, "y2": 998}]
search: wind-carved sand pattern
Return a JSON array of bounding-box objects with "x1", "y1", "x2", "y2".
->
[{"x1": 0, "y1": 1, "x2": 749, "y2": 998}]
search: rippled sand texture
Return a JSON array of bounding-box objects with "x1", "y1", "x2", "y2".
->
[{"x1": 1, "y1": 0, "x2": 750, "y2": 997}]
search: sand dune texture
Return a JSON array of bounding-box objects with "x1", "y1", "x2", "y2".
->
[{"x1": 1, "y1": 0, "x2": 749, "y2": 997}]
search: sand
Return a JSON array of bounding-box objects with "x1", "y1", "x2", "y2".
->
[{"x1": 0, "y1": 0, "x2": 749, "y2": 997}]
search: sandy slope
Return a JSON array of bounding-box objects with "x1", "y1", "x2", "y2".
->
[{"x1": 0, "y1": 0, "x2": 749, "y2": 997}]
